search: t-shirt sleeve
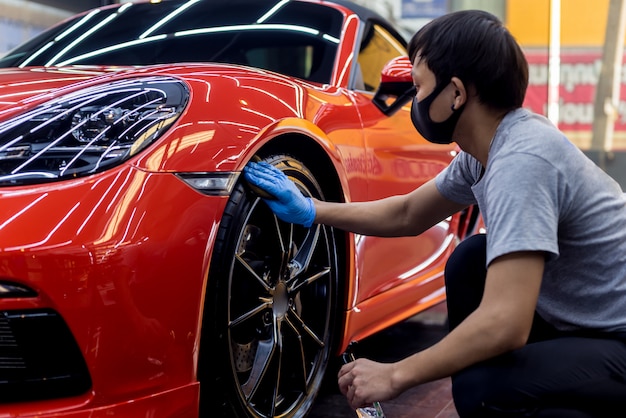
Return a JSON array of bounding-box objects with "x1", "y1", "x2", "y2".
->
[
  {"x1": 484, "y1": 152, "x2": 561, "y2": 265},
  {"x1": 435, "y1": 152, "x2": 480, "y2": 206}
]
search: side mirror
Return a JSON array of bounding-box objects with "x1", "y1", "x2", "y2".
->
[{"x1": 372, "y1": 56, "x2": 416, "y2": 116}]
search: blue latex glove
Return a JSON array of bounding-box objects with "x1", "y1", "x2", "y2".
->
[{"x1": 243, "y1": 161, "x2": 316, "y2": 227}]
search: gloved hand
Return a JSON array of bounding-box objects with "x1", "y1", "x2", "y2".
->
[{"x1": 243, "y1": 161, "x2": 316, "y2": 227}]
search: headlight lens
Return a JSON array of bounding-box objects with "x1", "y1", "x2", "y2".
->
[{"x1": 0, "y1": 76, "x2": 189, "y2": 186}]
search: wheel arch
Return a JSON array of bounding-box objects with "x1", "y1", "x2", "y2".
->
[
  {"x1": 199, "y1": 144, "x2": 350, "y2": 416},
  {"x1": 252, "y1": 133, "x2": 352, "y2": 352}
]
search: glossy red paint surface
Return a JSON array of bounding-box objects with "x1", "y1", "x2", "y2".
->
[
  {"x1": 0, "y1": 168, "x2": 223, "y2": 411},
  {"x1": 0, "y1": 1, "x2": 480, "y2": 416},
  {"x1": 380, "y1": 56, "x2": 414, "y2": 84}
]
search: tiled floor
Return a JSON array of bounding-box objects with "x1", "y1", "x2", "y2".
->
[{"x1": 310, "y1": 302, "x2": 459, "y2": 418}]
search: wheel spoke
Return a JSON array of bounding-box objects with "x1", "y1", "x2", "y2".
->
[
  {"x1": 288, "y1": 224, "x2": 320, "y2": 277},
  {"x1": 284, "y1": 315, "x2": 310, "y2": 389},
  {"x1": 287, "y1": 306, "x2": 325, "y2": 347},
  {"x1": 229, "y1": 298, "x2": 271, "y2": 328},
  {"x1": 270, "y1": 323, "x2": 283, "y2": 418},
  {"x1": 271, "y1": 212, "x2": 288, "y2": 256},
  {"x1": 235, "y1": 253, "x2": 272, "y2": 292},
  {"x1": 241, "y1": 318, "x2": 282, "y2": 401},
  {"x1": 289, "y1": 266, "x2": 331, "y2": 294}
]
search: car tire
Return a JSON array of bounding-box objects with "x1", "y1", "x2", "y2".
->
[{"x1": 200, "y1": 154, "x2": 341, "y2": 418}]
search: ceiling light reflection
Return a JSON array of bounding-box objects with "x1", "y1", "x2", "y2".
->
[
  {"x1": 46, "y1": 13, "x2": 119, "y2": 66},
  {"x1": 56, "y1": 35, "x2": 167, "y2": 66},
  {"x1": 256, "y1": 0, "x2": 289, "y2": 23},
  {"x1": 140, "y1": 0, "x2": 201, "y2": 39},
  {"x1": 52, "y1": 20, "x2": 338, "y2": 67},
  {"x1": 175, "y1": 24, "x2": 321, "y2": 38},
  {"x1": 20, "y1": 9, "x2": 102, "y2": 68},
  {"x1": 46, "y1": 3, "x2": 133, "y2": 67}
]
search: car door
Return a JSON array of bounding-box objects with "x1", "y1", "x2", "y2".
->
[{"x1": 352, "y1": 22, "x2": 459, "y2": 305}]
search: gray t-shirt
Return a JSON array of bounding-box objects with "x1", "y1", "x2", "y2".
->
[{"x1": 436, "y1": 108, "x2": 626, "y2": 333}]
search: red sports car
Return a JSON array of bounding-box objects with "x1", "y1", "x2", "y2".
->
[{"x1": 0, "y1": 0, "x2": 480, "y2": 417}]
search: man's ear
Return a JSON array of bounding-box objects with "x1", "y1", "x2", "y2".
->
[{"x1": 450, "y1": 76, "x2": 467, "y2": 110}]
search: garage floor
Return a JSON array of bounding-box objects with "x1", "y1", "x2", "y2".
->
[{"x1": 309, "y1": 302, "x2": 459, "y2": 418}]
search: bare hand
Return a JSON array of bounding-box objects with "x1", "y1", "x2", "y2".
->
[{"x1": 337, "y1": 358, "x2": 400, "y2": 409}]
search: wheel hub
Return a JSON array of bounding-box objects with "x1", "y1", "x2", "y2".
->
[{"x1": 272, "y1": 281, "x2": 289, "y2": 318}]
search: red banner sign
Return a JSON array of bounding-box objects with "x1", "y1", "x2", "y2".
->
[{"x1": 524, "y1": 49, "x2": 626, "y2": 148}]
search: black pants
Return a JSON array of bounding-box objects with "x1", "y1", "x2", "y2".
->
[{"x1": 445, "y1": 234, "x2": 626, "y2": 418}]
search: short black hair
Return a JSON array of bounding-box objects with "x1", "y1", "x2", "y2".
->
[{"x1": 408, "y1": 10, "x2": 528, "y2": 111}]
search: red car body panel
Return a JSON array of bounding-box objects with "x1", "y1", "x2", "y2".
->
[{"x1": 0, "y1": 1, "x2": 480, "y2": 416}]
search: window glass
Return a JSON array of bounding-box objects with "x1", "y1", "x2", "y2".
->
[
  {"x1": 0, "y1": 0, "x2": 343, "y2": 84},
  {"x1": 357, "y1": 24, "x2": 407, "y2": 92}
]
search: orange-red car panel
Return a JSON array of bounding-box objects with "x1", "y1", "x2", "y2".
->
[{"x1": 0, "y1": 1, "x2": 481, "y2": 416}]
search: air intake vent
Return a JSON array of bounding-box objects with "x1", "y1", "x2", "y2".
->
[
  {"x1": 0, "y1": 314, "x2": 25, "y2": 369},
  {"x1": 0, "y1": 309, "x2": 91, "y2": 403}
]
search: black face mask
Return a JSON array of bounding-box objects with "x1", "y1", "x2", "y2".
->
[{"x1": 410, "y1": 82, "x2": 464, "y2": 144}]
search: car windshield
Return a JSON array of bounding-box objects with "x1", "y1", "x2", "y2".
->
[{"x1": 0, "y1": 0, "x2": 344, "y2": 84}]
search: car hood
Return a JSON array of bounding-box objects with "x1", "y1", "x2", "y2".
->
[
  {"x1": 0, "y1": 66, "x2": 124, "y2": 118},
  {"x1": 0, "y1": 63, "x2": 317, "y2": 114},
  {"x1": 0, "y1": 63, "x2": 335, "y2": 176}
]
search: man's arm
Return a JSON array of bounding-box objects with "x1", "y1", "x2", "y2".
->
[
  {"x1": 244, "y1": 161, "x2": 467, "y2": 236},
  {"x1": 313, "y1": 178, "x2": 468, "y2": 237},
  {"x1": 338, "y1": 251, "x2": 545, "y2": 408}
]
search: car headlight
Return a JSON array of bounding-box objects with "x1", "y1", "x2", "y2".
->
[{"x1": 0, "y1": 76, "x2": 189, "y2": 186}]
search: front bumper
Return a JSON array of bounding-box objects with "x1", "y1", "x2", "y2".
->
[{"x1": 0, "y1": 165, "x2": 229, "y2": 416}]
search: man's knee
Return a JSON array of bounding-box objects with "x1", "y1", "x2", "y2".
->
[
  {"x1": 445, "y1": 233, "x2": 487, "y2": 289},
  {"x1": 445, "y1": 234, "x2": 487, "y2": 329}
]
